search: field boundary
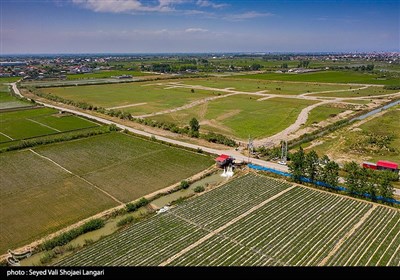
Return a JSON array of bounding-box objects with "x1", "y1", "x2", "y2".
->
[
  {"x1": 29, "y1": 149, "x2": 123, "y2": 204},
  {"x1": 27, "y1": 118, "x2": 61, "y2": 132},
  {"x1": 0, "y1": 132, "x2": 14, "y2": 140},
  {"x1": 318, "y1": 205, "x2": 377, "y2": 266},
  {"x1": 0, "y1": 165, "x2": 217, "y2": 263},
  {"x1": 158, "y1": 184, "x2": 296, "y2": 266}
]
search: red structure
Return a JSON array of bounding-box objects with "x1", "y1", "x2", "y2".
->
[
  {"x1": 215, "y1": 154, "x2": 233, "y2": 167},
  {"x1": 362, "y1": 162, "x2": 377, "y2": 170},
  {"x1": 377, "y1": 160, "x2": 399, "y2": 172},
  {"x1": 363, "y1": 160, "x2": 399, "y2": 172}
]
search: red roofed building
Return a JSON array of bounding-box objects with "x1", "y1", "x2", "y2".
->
[
  {"x1": 377, "y1": 160, "x2": 399, "y2": 172},
  {"x1": 215, "y1": 154, "x2": 233, "y2": 167}
]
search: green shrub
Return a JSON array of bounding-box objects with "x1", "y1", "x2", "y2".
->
[
  {"x1": 180, "y1": 180, "x2": 190, "y2": 190},
  {"x1": 41, "y1": 219, "x2": 104, "y2": 251},
  {"x1": 194, "y1": 186, "x2": 205, "y2": 193},
  {"x1": 116, "y1": 216, "x2": 135, "y2": 227},
  {"x1": 126, "y1": 197, "x2": 149, "y2": 213}
]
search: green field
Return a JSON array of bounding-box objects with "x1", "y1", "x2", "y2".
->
[
  {"x1": 42, "y1": 82, "x2": 221, "y2": 115},
  {"x1": 0, "y1": 85, "x2": 32, "y2": 110},
  {"x1": 152, "y1": 96, "x2": 316, "y2": 139},
  {"x1": 0, "y1": 77, "x2": 20, "y2": 83},
  {"x1": 308, "y1": 86, "x2": 398, "y2": 98},
  {"x1": 0, "y1": 107, "x2": 98, "y2": 144},
  {"x1": 304, "y1": 105, "x2": 400, "y2": 163},
  {"x1": 0, "y1": 132, "x2": 213, "y2": 253},
  {"x1": 305, "y1": 104, "x2": 348, "y2": 126},
  {"x1": 57, "y1": 174, "x2": 400, "y2": 266},
  {"x1": 0, "y1": 150, "x2": 118, "y2": 253},
  {"x1": 177, "y1": 77, "x2": 353, "y2": 94},
  {"x1": 236, "y1": 71, "x2": 399, "y2": 85},
  {"x1": 67, "y1": 70, "x2": 149, "y2": 80},
  {"x1": 33, "y1": 133, "x2": 214, "y2": 202}
]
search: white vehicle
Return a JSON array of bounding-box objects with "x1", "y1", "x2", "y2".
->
[{"x1": 156, "y1": 206, "x2": 170, "y2": 214}]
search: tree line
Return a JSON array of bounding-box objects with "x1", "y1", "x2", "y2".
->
[{"x1": 289, "y1": 147, "x2": 396, "y2": 203}]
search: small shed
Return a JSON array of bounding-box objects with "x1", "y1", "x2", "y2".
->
[{"x1": 215, "y1": 154, "x2": 233, "y2": 167}]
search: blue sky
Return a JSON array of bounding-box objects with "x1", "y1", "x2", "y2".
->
[{"x1": 1, "y1": 0, "x2": 399, "y2": 54}]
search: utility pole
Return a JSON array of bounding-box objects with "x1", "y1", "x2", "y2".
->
[
  {"x1": 248, "y1": 135, "x2": 253, "y2": 163},
  {"x1": 279, "y1": 139, "x2": 288, "y2": 165}
]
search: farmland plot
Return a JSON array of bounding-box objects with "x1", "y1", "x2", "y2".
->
[
  {"x1": 56, "y1": 174, "x2": 400, "y2": 266},
  {"x1": 33, "y1": 133, "x2": 214, "y2": 202},
  {"x1": 0, "y1": 150, "x2": 117, "y2": 253},
  {"x1": 1, "y1": 132, "x2": 213, "y2": 253},
  {"x1": 0, "y1": 107, "x2": 97, "y2": 143}
]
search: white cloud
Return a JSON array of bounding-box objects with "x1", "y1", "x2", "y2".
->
[
  {"x1": 196, "y1": 0, "x2": 227, "y2": 9},
  {"x1": 224, "y1": 11, "x2": 274, "y2": 21},
  {"x1": 71, "y1": 0, "x2": 184, "y2": 13},
  {"x1": 185, "y1": 28, "x2": 208, "y2": 33}
]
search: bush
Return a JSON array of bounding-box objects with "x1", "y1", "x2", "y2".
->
[
  {"x1": 126, "y1": 197, "x2": 149, "y2": 213},
  {"x1": 116, "y1": 216, "x2": 135, "y2": 227},
  {"x1": 180, "y1": 180, "x2": 190, "y2": 190},
  {"x1": 194, "y1": 186, "x2": 205, "y2": 193},
  {"x1": 41, "y1": 219, "x2": 104, "y2": 251}
]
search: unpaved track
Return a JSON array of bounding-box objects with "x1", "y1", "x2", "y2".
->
[{"x1": 107, "y1": 102, "x2": 147, "y2": 110}]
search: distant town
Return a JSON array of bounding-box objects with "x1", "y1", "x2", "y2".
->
[{"x1": 1, "y1": 52, "x2": 399, "y2": 81}]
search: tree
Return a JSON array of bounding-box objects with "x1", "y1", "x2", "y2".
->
[
  {"x1": 304, "y1": 150, "x2": 319, "y2": 182},
  {"x1": 250, "y1": 63, "x2": 262, "y2": 71},
  {"x1": 189, "y1": 117, "x2": 200, "y2": 132},
  {"x1": 322, "y1": 160, "x2": 340, "y2": 187},
  {"x1": 362, "y1": 168, "x2": 378, "y2": 201},
  {"x1": 378, "y1": 171, "x2": 394, "y2": 201},
  {"x1": 344, "y1": 161, "x2": 363, "y2": 196},
  {"x1": 281, "y1": 63, "x2": 288, "y2": 69},
  {"x1": 288, "y1": 147, "x2": 305, "y2": 183}
]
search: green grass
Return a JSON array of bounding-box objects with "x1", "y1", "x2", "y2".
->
[
  {"x1": 0, "y1": 77, "x2": 20, "y2": 83},
  {"x1": 308, "y1": 86, "x2": 398, "y2": 98},
  {"x1": 305, "y1": 105, "x2": 348, "y2": 126},
  {"x1": 0, "y1": 85, "x2": 33, "y2": 109},
  {"x1": 236, "y1": 71, "x2": 399, "y2": 85},
  {"x1": 0, "y1": 150, "x2": 118, "y2": 253},
  {"x1": 178, "y1": 77, "x2": 353, "y2": 94},
  {"x1": 0, "y1": 107, "x2": 98, "y2": 143},
  {"x1": 67, "y1": 70, "x2": 149, "y2": 80},
  {"x1": 42, "y1": 82, "x2": 220, "y2": 115},
  {"x1": 304, "y1": 106, "x2": 400, "y2": 163},
  {"x1": 152, "y1": 96, "x2": 316, "y2": 140}
]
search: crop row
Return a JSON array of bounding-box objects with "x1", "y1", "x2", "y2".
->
[
  {"x1": 327, "y1": 206, "x2": 400, "y2": 266},
  {"x1": 57, "y1": 214, "x2": 208, "y2": 266},
  {"x1": 171, "y1": 187, "x2": 371, "y2": 266},
  {"x1": 170, "y1": 235, "x2": 278, "y2": 266},
  {"x1": 57, "y1": 174, "x2": 399, "y2": 266},
  {"x1": 171, "y1": 174, "x2": 291, "y2": 230}
]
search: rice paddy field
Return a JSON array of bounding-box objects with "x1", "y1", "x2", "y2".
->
[
  {"x1": 0, "y1": 107, "x2": 98, "y2": 146},
  {"x1": 0, "y1": 85, "x2": 33, "y2": 110},
  {"x1": 57, "y1": 173, "x2": 400, "y2": 266},
  {"x1": 0, "y1": 132, "x2": 214, "y2": 253}
]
